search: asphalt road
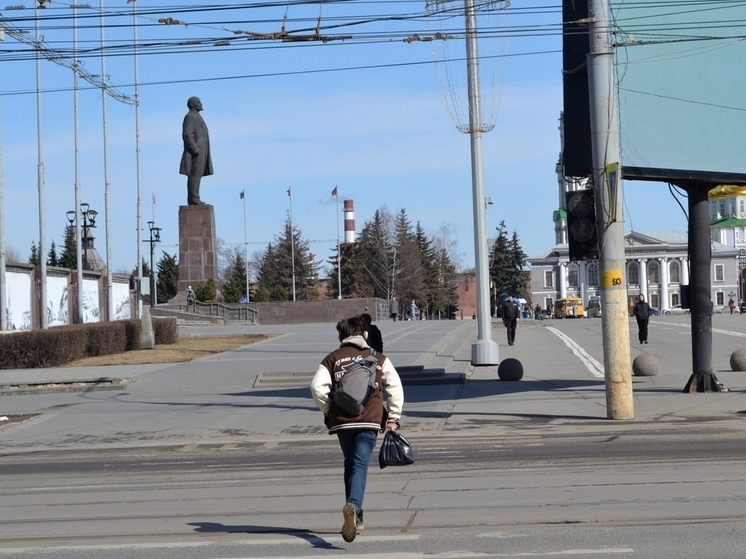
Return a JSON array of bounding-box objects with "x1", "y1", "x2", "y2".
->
[{"x1": 1, "y1": 315, "x2": 745, "y2": 558}]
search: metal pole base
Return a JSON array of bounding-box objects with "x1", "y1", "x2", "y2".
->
[
  {"x1": 471, "y1": 339, "x2": 500, "y2": 366},
  {"x1": 683, "y1": 373, "x2": 729, "y2": 393}
]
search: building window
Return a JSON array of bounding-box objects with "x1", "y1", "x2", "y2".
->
[
  {"x1": 720, "y1": 201, "x2": 726, "y2": 217},
  {"x1": 648, "y1": 261, "x2": 659, "y2": 284},
  {"x1": 741, "y1": 199, "x2": 745, "y2": 216},
  {"x1": 731, "y1": 199, "x2": 737, "y2": 216},
  {"x1": 710, "y1": 201, "x2": 718, "y2": 220},
  {"x1": 671, "y1": 293, "x2": 680, "y2": 306},
  {"x1": 568, "y1": 266, "x2": 579, "y2": 288},
  {"x1": 717, "y1": 292, "x2": 724, "y2": 306},
  {"x1": 669, "y1": 260, "x2": 680, "y2": 283},
  {"x1": 714, "y1": 264, "x2": 724, "y2": 282},
  {"x1": 544, "y1": 270, "x2": 553, "y2": 288},
  {"x1": 628, "y1": 262, "x2": 639, "y2": 285},
  {"x1": 587, "y1": 263, "x2": 599, "y2": 286},
  {"x1": 650, "y1": 293, "x2": 659, "y2": 308}
]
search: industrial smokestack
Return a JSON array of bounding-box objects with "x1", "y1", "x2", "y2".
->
[{"x1": 343, "y1": 199, "x2": 356, "y2": 243}]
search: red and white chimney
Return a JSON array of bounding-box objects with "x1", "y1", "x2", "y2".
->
[{"x1": 343, "y1": 199, "x2": 356, "y2": 243}]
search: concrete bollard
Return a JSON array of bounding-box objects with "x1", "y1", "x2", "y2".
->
[
  {"x1": 729, "y1": 348, "x2": 746, "y2": 371},
  {"x1": 632, "y1": 353, "x2": 658, "y2": 376},
  {"x1": 498, "y1": 358, "x2": 523, "y2": 381}
]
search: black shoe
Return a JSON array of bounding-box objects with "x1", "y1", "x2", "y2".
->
[
  {"x1": 357, "y1": 510, "x2": 364, "y2": 531},
  {"x1": 644, "y1": 340, "x2": 648, "y2": 344},
  {"x1": 342, "y1": 503, "x2": 357, "y2": 542}
]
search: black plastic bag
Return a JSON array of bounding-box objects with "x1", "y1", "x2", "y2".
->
[{"x1": 378, "y1": 430, "x2": 414, "y2": 469}]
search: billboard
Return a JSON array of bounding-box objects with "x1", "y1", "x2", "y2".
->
[{"x1": 613, "y1": 1, "x2": 746, "y2": 183}]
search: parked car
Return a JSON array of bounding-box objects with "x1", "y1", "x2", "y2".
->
[{"x1": 662, "y1": 304, "x2": 689, "y2": 316}]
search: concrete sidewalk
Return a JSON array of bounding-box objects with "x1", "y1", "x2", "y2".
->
[{"x1": 1, "y1": 319, "x2": 745, "y2": 453}]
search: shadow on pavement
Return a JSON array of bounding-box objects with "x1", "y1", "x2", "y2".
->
[{"x1": 187, "y1": 522, "x2": 340, "y2": 549}]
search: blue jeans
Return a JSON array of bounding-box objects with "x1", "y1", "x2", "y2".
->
[{"x1": 336, "y1": 430, "x2": 377, "y2": 513}]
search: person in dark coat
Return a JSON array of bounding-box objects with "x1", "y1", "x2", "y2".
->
[
  {"x1": 389, "y1": 296, "x2": 399, "y2": 322},
  {"x1": 632, "y1": 294, "x2": 652, "y2": 344},
  {"x1": 501, "y1": 295, "x2": 520, "y2": 346},
  {"x1": 179, "y1": 96, "x2": 213, "y2": 205},
  {"x1": 361, "y1": 313, "x2": 383, "y2": 353}
]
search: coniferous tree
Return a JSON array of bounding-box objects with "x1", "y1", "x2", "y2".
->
[
  {"x1": 47, "y1": 241, "x2": 59, "y2": 267},
  {"x1": 58, "y1": 226, "x2": 77, "y2": 269},
  {"x1": 256, "y1": 217, "x2": 317, "y2": 301},
  {"x1": 393, "y1": 210, "x2": 424, "y2": 307},
  {"x1": 29, "y1": 242, "x2": 40, "y2": 265},
  {"x1": 358, "y1": 208, "x2": 395, "y2": 299},
  {"x1": 327, "y1": 242, "x2": 374, "y2": 299},
  {"x1": 156, "y1": 252, "x2": 179, "y2": 303}
]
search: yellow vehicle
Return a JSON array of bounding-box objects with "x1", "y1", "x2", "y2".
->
[{"x1": 554, "y1": 297, "x2": 584, "y2": 319}]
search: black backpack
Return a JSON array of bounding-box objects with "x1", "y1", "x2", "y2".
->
[{"x1": 332, "y1": 350, "x2": 379, "y2": 416}]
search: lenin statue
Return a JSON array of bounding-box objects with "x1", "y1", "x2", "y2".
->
[{"x1": 179, "y1": 96, "x2": 213, "y2": 205}]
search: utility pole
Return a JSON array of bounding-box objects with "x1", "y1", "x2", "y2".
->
[{"x1": 587, "y1": 0, "x2": 634, "y2": 419}]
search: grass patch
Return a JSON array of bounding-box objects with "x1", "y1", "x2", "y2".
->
[{"x1": 65, "y1": 334, "x2": 272, "y2": 367}]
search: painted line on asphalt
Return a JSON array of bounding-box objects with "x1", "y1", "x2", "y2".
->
[
  {"x1": 545, "y1": 327, "x2": 605, "y2": 379},
  {"x1": 666, "y1": 321, "x2": 746, "y2": 338}
]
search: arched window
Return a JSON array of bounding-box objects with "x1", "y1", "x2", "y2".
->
[
  {"x1": 568, "y1": 265, "x2": 579, "y2": 287},
  {"x1": 669, "y1": 260, "x2": 680, "y2": 283},
  {"x1": 587, "y1": 263, "x2": 599, "y2": 286},
  {"x1": 740, "y1": 199, "x2": 745, "y2": 216},
  {"x1": 648, "y1": 261, "x2": 660, "y2": 284},
  {"x1": 628, "y1": 262, "x2": 639, "y2": 285},
  {"x1": 720, "y1": 201, "x2": 726, "y2": 217}
]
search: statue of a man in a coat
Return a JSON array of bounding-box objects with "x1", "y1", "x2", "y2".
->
[{"x1": 179, "y1": 96, "x2": 213, "y2": 205}]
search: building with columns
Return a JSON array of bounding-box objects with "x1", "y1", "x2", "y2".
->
[
  {"x1": 528, "y1": 231, "x2": 739, "y2": 314},
  {"x1": 528, "y1": 120, "x2": 740, "y2": 314}
]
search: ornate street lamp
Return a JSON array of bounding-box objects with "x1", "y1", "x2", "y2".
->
[
  {"x1": 66, "y1": 203, "x2": 97, "y2": 271},
  {"x1": 145, "y1": 220, "x2": 161, "y2": 307}
]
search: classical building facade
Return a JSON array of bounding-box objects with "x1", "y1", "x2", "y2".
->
[
  {"x1": 529, "y1": 120, "x2": 740, "y2": 313},
  {"x1": 528, "y1": 231, "x2": 739, "y2": 314}
]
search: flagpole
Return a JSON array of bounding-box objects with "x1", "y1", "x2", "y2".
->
[
  {"x1": 335, "y1": 187, "x2": 341, "y2": 299},
  {"x1": 242, "y1": 190, "x2": 249, "y2": 302},
  {"x1": 288, "y1": 187, "x2": 296, "y2": 302},
  {"x1": 100, "y1": 0, "x2": 113, "y2": 322}
]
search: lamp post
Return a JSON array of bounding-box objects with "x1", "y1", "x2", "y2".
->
[
  {"x1": 66, "y1": 203, "x2": 97, "y2": 271},
  {"x1": 144, "y1": 220, "x2": 161, "y2": 307}
]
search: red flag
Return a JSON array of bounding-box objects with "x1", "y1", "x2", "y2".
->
[
  {"x1": 152, "y1": 193, "x2": 156, "y2": 205},
  {"x1": 240, "y1": 190, "x2": 245, "y2": 199},
  {"x1": 127, "y1": 0, "x2": 136, "y2": 3},
  {"x1": 287, "y1": 187, "x2": 291, "y2": 197},
  {"x1": 331, "y1": 186, "x2": 338, "y2": 197}
]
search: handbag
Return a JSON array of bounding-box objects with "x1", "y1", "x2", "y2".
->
[{"x1": 378, "y1": 429, "x2": 414, "y2": 469}]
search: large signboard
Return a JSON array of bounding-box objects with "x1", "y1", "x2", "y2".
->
[{"x1": 612, "y1": 1, "x2": 746, "y2": 183}]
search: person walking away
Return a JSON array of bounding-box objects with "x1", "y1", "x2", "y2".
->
[
  {"x1": 729, "y1": 298, "x2": 735, "y2": 314},
  {"x1": 633, "y1": 294, "x2": 651, "y2": 344},
  {"x1": 409, "y1": 300, "x2": 417, "y2": 321},
  {"x1": 534, "y1": 304, "x2": 541, "y2": 320},
  {"x1": 389, "y1": 296, "x2": 398, "y2": 322},
  {"x1": 501, "y1": 295, "x2": 520, "y2": 346},
  {"x1": 360, "y1": 313, "x2": 383, "y2": 353},
  {"x1": 310, "y1": 316, "x2": 404, "y2": 543}
]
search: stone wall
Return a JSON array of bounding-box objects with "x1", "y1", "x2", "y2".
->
[{"x1": 253, "y1": 297, "x2": 387, "y2": 325}]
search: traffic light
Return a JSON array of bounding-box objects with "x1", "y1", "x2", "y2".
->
[{"x1": 565, "y1": 189, "x2": 598, "y2": 261}]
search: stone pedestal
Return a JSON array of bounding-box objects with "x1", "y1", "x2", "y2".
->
[{"x1": 173, "y1": 204, "x2": 218, "y2": 303}]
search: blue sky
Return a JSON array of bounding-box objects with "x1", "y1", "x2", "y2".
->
[{"x1": 0, "y1": 1, "x2": 688, "y2": 274}]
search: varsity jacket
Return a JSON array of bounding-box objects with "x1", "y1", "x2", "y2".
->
[{"x1": 310, "y1": 335, "x2": 404, "y2": 434}]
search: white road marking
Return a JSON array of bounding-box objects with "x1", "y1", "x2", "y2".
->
[{"x1": 546, "y1": 327, "x2": 605, "y2": 378}]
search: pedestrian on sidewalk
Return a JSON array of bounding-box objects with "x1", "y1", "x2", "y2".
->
[
  {"x1": 633, "y1": 294, "x2": 651, "y2": 344},
  {"x1": 501, "y1": 294, "x2": 520, "y2": 346},
  {"x1": 389, "y1": 296, "x2": 399, "y2": 322},
  {"x1": 310, "y1": 316, "x2": 404, "y2": 543},
  {"x1": 361, "y1": 312, "x2": 383, "y2": 353}
]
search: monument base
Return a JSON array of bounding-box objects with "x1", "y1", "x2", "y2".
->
[{"x1": 170, "y1": 204, "x2": 218, "y2": 304}]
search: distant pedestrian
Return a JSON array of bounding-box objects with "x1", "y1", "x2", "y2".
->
[
  {"x1": 501, "y1": 295, "x2": 520, "y2": 346},
  {"x1": 534, "y1": 304, "x2": 542, "y2": 320},
  {"x1": 729, "y1": 298, "x2": 735, "y2": 314},
  {"x1": 633, "y1": 294, "x2": 651, "y2": 344},
  {"x1": 389, "y1": 296, "x2": 399, "y2": 322},
  {"x1": 409, "y1": 300, "x2": 417, "y2": 321},
  {"x1": 310, "y1": 316, "x2": 404, "y2": 543},
  {"x1": 360, "y1": 313, "x2": 383, "y2": 353}
]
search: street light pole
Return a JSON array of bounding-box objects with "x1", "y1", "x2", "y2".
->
[
  {"x1": 145, "y1": 220, "x2": 161, "y2": 308},
  {"x1": 66, "y1": 202, "x2": 97, "y2": 323}
]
